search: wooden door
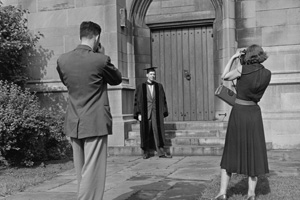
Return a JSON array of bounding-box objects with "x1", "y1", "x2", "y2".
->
[{"x1": 151, "y1": 26, "x2": 214, "y2": 121}]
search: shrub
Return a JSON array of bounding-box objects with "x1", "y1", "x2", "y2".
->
[
  {"x1": 0, "y1": 1, "x2": 43, "y2": 85},
  {"x1": 0, "y1": 81, "x2": 71, "y2": 166}
]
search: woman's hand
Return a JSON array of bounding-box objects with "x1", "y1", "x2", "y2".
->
[
  {"x1": 221, "y1": 49, "x2": 244, "y2": 80},
  {"x1": 232, "y1": 49, "x2": 246, "y2": 59}
]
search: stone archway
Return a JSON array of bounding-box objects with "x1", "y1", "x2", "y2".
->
[{"x1": 127, "y1": 0, "x2": 236, "y2": 120}]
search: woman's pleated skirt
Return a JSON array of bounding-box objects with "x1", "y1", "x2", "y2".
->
[{"x1": 220, "y1": 104, "x2": 269, "y2": 177}]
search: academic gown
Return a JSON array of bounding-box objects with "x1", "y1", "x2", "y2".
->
[{"x1": 133, "y1": 82, "x2": 168, "y2": 151}]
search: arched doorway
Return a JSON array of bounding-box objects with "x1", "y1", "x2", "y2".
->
[{"x1": 128, "y1": 0, "x2": 235, "y2": 121}]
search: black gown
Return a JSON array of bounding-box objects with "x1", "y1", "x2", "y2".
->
[
  {"x1": 220, "y1": 63, "x2": 271, "y2": 177},
  {"x1": 133, "y1": 82, "x2": 169, "y2": 151}
]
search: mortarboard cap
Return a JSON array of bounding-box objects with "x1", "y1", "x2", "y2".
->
[{"x1": 144, "y1": 66, "x2": 157, "y2": 73}]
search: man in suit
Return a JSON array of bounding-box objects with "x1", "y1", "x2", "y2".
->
[
  {"x1": 133, "y1": 67, "x2": 172, "y2": 159},
  {"x1": 57, "y1": 21, "x2": 122, "y2": 200}
]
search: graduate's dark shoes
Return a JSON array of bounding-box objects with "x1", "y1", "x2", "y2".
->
[
  {"x1": 159, "y1": 154, "x2": 172, "y2": 158},
  {"x1": 143, "y1": 154, "x2": 150, "y2": 159}
]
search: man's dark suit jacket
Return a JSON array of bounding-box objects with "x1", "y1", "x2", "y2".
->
[{"x1": 57, "y1": 45, "x2": 122, "y2": 139}]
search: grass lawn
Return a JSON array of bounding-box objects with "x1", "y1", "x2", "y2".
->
[
  {"x1": 0, "y1": 159, "x2": 74, "y2": 198},
  {"x1": 200, "y1": 174, "x2": 300, "y2": 200}
]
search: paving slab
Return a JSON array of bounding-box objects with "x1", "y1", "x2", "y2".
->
[{"x1": 1, "y1": 150, "x2": 300, "y2": 200}]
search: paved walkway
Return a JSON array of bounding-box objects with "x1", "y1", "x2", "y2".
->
[{"x1": 1, "y1": 150, "x2": 300, "y2": 200}]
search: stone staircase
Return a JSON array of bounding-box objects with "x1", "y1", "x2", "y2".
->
[{"x1": 108, "y1": 121, "x2": 227, "y2": 156}]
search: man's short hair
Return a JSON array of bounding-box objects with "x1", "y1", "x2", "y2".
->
[{"x1": 80, "y1": 21, "x2": 101, "y2": 40}]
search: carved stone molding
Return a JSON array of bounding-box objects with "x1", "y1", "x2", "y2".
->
[{"x1": 129, "y1": 0, "x2": 152, "y2": 27}]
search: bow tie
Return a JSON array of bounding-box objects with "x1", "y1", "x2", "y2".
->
[{"x1": 146, "y1": 81, "x2": 154, "y2": 85}]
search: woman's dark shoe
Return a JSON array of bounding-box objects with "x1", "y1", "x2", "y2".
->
[
  {"x1": 159, "y1": 154, "x2": 172, "y2": 158},
  {"x1": 212, "y1": 194, "x2": 227, "y2": 200},
  {"x1": 246, "y1": 195, "x2": 256, "y2": 200}
]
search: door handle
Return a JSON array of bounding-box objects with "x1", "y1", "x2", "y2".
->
[{"x1": 184, "y1": 70, "x2": 191, "y2": 81}]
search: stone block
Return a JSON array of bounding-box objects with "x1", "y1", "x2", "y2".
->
[
  {"x1": 134, "y1": 27, "x2": 150, "y2": 37},
  {"x1": 120, "y1": 51, "x2": 128, "y2": 63},
  {"x1": 257, "y1": 10, "x2": 287, "y2": 27},
  {"x1": 237, "y1": 27, "x2": 263, "y2": 42},
  {"x1": 146, "y1": 1, "x2": 161, "y2": 15},
  {"x1": 75, "y1": 0, "x2": 112, "y2": 7},
  {"x1": 258, "y1": 85, "x2": 280, "y2": 112},
  {"x1": 256, "y1": 0, "x2": 300, "y2": 11},
  {"x1": 262, "y1": 25, "x2": 300, "y2": 46},
  {"x1": 121, "y1": 33, "x2": 127, "y2": 54},
  {"x1": 121, "y1": 88, "x2": 135, "y2": 114},
  {"x1": 262, "y1": 54, "x2": 284, "y2": 72},
  {"x1": 160, "y1": 5, "x2": 195, "y2": 15},
  {"x1": 107, "y1": 32, "x2": 118, "y2": 52},
  {"x1": 195, "y1": 0, "x2": 214, "y2": 12},
  {"x1": 28, "y1": 10, "x2": 68, "y2": 29},
  {"x1": 223, "y1": 0, "x2": 235, "y2": 19},
  {"x1": 281, "y1": 93, "x2": 300, "y2": 111},
  {"x1": 285, "y1": 53, "x2": 300, "y2": 71},
  {"x1": 43, "y1": 63, "x2": 60, "y2": 79},
  {"x1": 222, "y1": 18, "x2": 235, "y2": 29},
  {"x1": 241, "y1": 0, "x2": 256, "y2": 18},
  {"x1": 19, "y1": 0, "x2": 37, "y2": 13},
  {"x1": 64, "y1": 34, "x2": 79, "y2": 52},
  {"x1": 134, "y1": 37, "x2": 151, "y2": 55},
  {"x1": 262, "y1": 26, "x2": 288, "y2": 46},
  {"x1": 267, "y1": 118, "x2": 300, "y2": 148},
  {"x1": 219, "y1": 28, "x2": 236, "y2": 49},
  {"x1": 67, "y1": 6, "x2": 105, "y2": 27},
  {"x1": 38, "y1": 0, "x2": 75, "y2": 12},
  {"x1": 104, "y1": 4, "x2": 117, "y2": 33},
  {"x1": 135, "y1": 55, "x2": 151, "y2": 64},
  {"x1": 36, "y1": 26, "x2": 78, "y2": 38},
  {"x1": 135, "y1": 63, "x2": 150, "y2": 78},
  {"x1": 108, "y1": 89, "x2": 122, "y2": 115},
  {"x1": 236, "y1": 18, "x2": 256, "y2": 29},
  {"x1": 38, "y1": 36, "x2": 64, "y2": 48},
  {"x1": 286, "y1": 25, "x2": 300, "y2": 45},
  {"x1": 287, "y1": 8, "x2": 300, "y2": 25},
  {"x1": 161, "y1": 0, "x2": 194, "y2": 8}
]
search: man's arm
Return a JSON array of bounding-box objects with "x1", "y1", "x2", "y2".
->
[
  {"x1": 133, "y1": 85, "x2": 142, "y2": 120},
  {"x1": 56, "y1": 61, "x2": 66, "y2": 86},
  {"x1": 161, "y1": 85, "x2": 169, "y2": 118},
  {"x1": 102, "y1": 56, "x2": 122, "y2": 85}
]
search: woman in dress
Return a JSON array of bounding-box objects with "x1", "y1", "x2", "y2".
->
[{"x1": 213, "y1": 44, "x2": 271, "y2": 200}]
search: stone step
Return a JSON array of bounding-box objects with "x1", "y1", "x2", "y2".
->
[
  {"x1": 128, "y1": 129, "x2": 226, "y2": 139},
  {"x1": 108, "y1": 143, "x2": 273, "y2": 157},
  {"x1": 108, "y1": 145, "x2": 224, "y2": 156},
  {"x1": 125, "y1": 137, "x2": 225, "y2": 147},
  {"x1": 131, "y1": 121, "x2": 227, "y2": 131}
]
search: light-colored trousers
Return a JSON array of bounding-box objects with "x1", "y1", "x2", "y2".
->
[{"x1": 71, "y1": 136, "x2": 107, "y2": 200}]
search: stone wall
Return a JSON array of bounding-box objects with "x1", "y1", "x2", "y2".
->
[
  {"x1": 2, "y1": 0, "x2": 136, "y2": 146},
  {"x1": 3, "y1": 0, "x2": 300, "y2": 149},
  {"x1": 236, "y1": 0, "x2": 300, "y2": 148}
]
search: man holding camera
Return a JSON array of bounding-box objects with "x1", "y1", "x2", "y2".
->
[{"x1": 57, "y1": 21, "x2": 122, "y2": 200}]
